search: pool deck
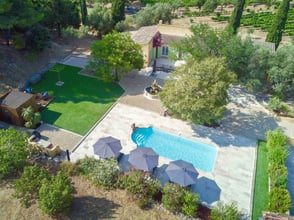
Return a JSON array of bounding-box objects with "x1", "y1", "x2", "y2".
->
[{"x1": 71, "y1": 102, "x2": 257, "y2": 216}]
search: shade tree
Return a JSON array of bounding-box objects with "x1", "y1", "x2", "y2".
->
[
  {"x1": 159, "y1": 57, "x2": 236, "y2": 125},
  {"x1": 89, "y1": 31, "x2": 143, "y2": 81}
]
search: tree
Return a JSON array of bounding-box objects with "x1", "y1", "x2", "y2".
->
[
  {"x1": 134, "y1": 3, "x2": 173, "y2": 28},
  {"x1": 89, "y1": 31, "x2": 143, "y2": 81},
  {"x1": 42, "y1": 0, "x2": 80, "y2": 37},
  {"x1": 203, "y1": 0, "x2": 218, "y2": 13},
  {"x1": 210, "y1": 201, "x2": 242, "y2": 220},
  {"x1": 0, "y1": 128, "x2": 30, "y2": 179},
  {"x1": 245, "y1": 46, "x2": 273, "y2": 92},
  {"x1": 228, "y1": 0, "x2": 246, "y2": 34},
  {"x1": 112, "y1": 0, "x2": 127, "y2": 26},
  {"x1": 195, "y1": 0, "x2": 206, "y2": 11},
  {"x1": 266, "y1": 0, "x2": 291, "y2": 49},
  {"x1": 13, "y1": 165, "x2": 50, "y2": 207},
  {"x1": 268, "y1": 44, "x2": 294, "y2": 98},
  {"x1": 88, "y1": 3, "x2": 114, "y2": 37},
  {"x1": 171, "y1": 24, "x2": 255, "y2": 81},
  {"x1": 39, "y1": 171, "x2": 73, "y2": 215},
  {"x1": 0, "y1": 0, "x2": 44, "y2": 46},
  {"x1": 25, "y1": 23, "x2": 51, "y2": 51},
  {"x1": 159, "y1": 57, "x2": 236, "y2": 125},
  {"x1": 80, "y1": 0, "x2": 88, "y2": 25}
]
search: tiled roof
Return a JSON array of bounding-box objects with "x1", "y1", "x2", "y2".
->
[
  {"x1": 161, "y1": 34, "x2": 185, "y2": 44},
  {"x1": 131, "y1": 26, "x2": 159, "y2": 44}
]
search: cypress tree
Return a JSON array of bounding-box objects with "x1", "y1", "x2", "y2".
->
[
  {"x1": 112, "y1": 0, "x2": 126, "y2": 25},
  {"x1": 228, "y1": 0, "x2": 246, "y2": 34},
  {"x1": 80, "y1": 0, "x2": 88, "y2": 25},
  {"x1": 265, "y1": 0, "x2": 290, "y2": 50}
]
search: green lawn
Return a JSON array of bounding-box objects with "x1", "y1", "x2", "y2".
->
[
  {"x1": 32, "y1": 64, "x2": 124, "y2": 135},
  {"x1": 252, "y1": 141, "x2": 269, "y2": 220}
]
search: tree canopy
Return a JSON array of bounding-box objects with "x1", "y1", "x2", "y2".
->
[
  {"x1": 228, "y1": 0, "x2": 246, "y2": 34},
  {"x1": 159, "y1": 57, "x2": 236, "y2": 125},
  {"x1": 89, "y1": 31, "x2": 143, "y2": 81},
  {"x1": 266, "y1": 0, "x2": 291, "y2": 49},
  {"x1": 0, "y1": 128, "x2": 31, "y2": 179}
]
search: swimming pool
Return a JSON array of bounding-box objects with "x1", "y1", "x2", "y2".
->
[{"x1": 131, "y1": 126, "x2": 217, "y2": 172}]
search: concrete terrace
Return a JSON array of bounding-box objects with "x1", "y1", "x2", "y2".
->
[{"x1": 71, "y1": 103, "x2": 256, "y2": 215}]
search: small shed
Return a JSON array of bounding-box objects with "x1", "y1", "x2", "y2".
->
[{"x1": 0, "y1": 91, "x2": 35, "y2": 126}]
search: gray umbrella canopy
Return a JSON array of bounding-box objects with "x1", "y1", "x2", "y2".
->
[
  {"x1": 165, "y1": 160, "x2": 199, "y2": 187},
  {"x1": 128, "y1": 147, "x2": 159, "y2": 172},
  {"x1": 93, "y1": 136, "x2": 122, "y2": 159},
  {"x1": 193, "y1": 177, "x2": 221, "y2": 205}
]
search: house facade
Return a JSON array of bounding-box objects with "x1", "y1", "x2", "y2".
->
[{"x1": 131, "y1": 25, "x2": 191, "y2": 68}]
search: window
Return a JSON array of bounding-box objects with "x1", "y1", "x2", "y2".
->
[{"x1": 162, "y1": 46, "x2": 169, "y2": 57}]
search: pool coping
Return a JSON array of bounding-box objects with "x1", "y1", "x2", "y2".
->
[{"x1": 71, "y1": 102, "x2": 257, "y2": 217}]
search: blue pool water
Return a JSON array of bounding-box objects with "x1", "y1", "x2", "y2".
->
[{"x1": 131, "y1": 127, "x2": 217, "y2": 172}]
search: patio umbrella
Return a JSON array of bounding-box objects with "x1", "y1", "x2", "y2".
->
[
  {"x1": 93, "y1": 136, "x2": 122, "y2": 159},
  {"x1": 165, "y1": 160, "x2": 199, "y2": 187},
  {"x1": 193, "y1": 177, "x2": 221, "y2": 205},
  {"x1": 128, "y1": 147, "x2": 159, "y2": 172}
]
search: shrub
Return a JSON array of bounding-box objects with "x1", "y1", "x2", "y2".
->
[
  {"x1": 26, "y1": 23, "x2": 51, "y2": 51},
  {"x1": 60, "y1": 161, "x2": 79, "y2": 177},
  {"x1": 13, "y1": 165, "x2": 49, "y2": 207},
  {"x1": 268, "y1": 96, "x2": 282, "y2": 110},
  {"x1": 119, "y1": 169, "x2": 161, "y2": 208},
  {"x1": 39, "y1": 171, "x2": 73, "y2": 216},
  {"x1": 210, "y1": 201, "x2": 242, "y2": 220},
  {"x1": 12, "y1": 34, "x2": 25, "y2": 50},
  {"x1": 182, "y1": 190, "x2": 200, "y2": 217},
  {"x1": 0, "y1": 128, "x2": 31, "y2": 179},
  {"x1": 267, "y1": 146, "x2": 288, "y2": 165},
  {"x1": 267, "y1": 187, "x2": 292, "y2": 213},
  {"x1": 76, "y1": 157, "x2": 120, "y2": 189},
  {"x1": 266, "y1": 129, "x2": 288, "y2": 150},
  {"x1": 162, "y1": 183, "x2": 185, "y2": 213},
  {"x1": 268, "y1": 163, "x2": 288, "y2": 188},
  {"x1": 21, "y1": 106, "x2": 41, "y2": 129}
]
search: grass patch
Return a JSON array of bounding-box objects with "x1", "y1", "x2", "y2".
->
[
  {"x1": 32, "y1": 63, "x2": 124, "y2": 135},
  {"x1": 252, "y1": 141, "x2": 268, "y2": 220}
]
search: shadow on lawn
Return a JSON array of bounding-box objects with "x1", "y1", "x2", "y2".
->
[
  {"x1": 191, "y1": 110, "x2": 279, "y2": 147},
  {"x1": 68, "y1": 196, "x2": 121, "y2": 219}
]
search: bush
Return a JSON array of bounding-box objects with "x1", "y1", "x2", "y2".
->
[
  {"x1": 268, "y1": 96, "x2": 282, "y2": 110},
  {"x1": 210, "y1": 201, "x2": 242, "y2": 220},
  {"x1": 60, "y1": 161, "x2": 79, "y2": 177},
  {"x1": 267, "y1": 187, "x2": 292, "y2": 213},
  {"x1": 12, "y1": 34, "x2": 25, "y2": 50},
  {"x1": 21, "y1": 106, "x2": 41, "y2": 129},
  {"x1": 26, "y1": 23, "x2": 51, "y2": 52},
  {"x1": 162, "y1": 183, "x2": 185, "y2": 213},
  {"x1": 266, "y1": 129, "x2": 288, "y2": 150},
  {"x1": 267, "y1": 146, "x2": 288, "y2": 165},
  {"x1": 76, "y1": 157, "x2": 120, "y2": 189},
  {"x1": 118, "y1": 169, "x2": 161, "y2": 208},
  {"x1": 182, "y1": 190, "x2": 200, "y2": 217},
  {"x1": 0, "y1": 128, "x2": 31, "y2": 179},
  {"x1": 39, "y1": 171, "x2": 73, "y2": 216},
  {"x1": 61, "y1": 26, "x2": 90, "y2": 38},
  {"x1": 268, "y1": 163, "x2": 288, "y2": 188},
  {"x1": 13, "y1": 165, "x2": 49, "y2": 207}
]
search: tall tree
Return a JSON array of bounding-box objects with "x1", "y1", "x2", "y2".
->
[
  {"x1": 265, "y1": 0, "x2": 290, "y2": 49},
  {"x1": 268, "y1": 44, "x2": 294, "y2": 98},
  {"x1": 80, "y1": 0, "x2": 88, "y2": 25},
  {"x1": 159, "y1": 57, "x2": 236, "y2": 125},
  {"x1": 42, "y1": 0, "x2": 80, "y2": 37},
  {"x1": 0, "y1": 0, "x2": 43, "y2": 46},
  {"x1": 112, "y1": 0, "x2": 126, "y2": 26},
  {"x1": 228, "y1": 0, "x2": 246, "y2": 34},
  {"x1": 88, "y1": 3, "x2": 113, "y2": 37},
  {"x1": 89, "y1": 31, "x2": 143, "y2": 81}
]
